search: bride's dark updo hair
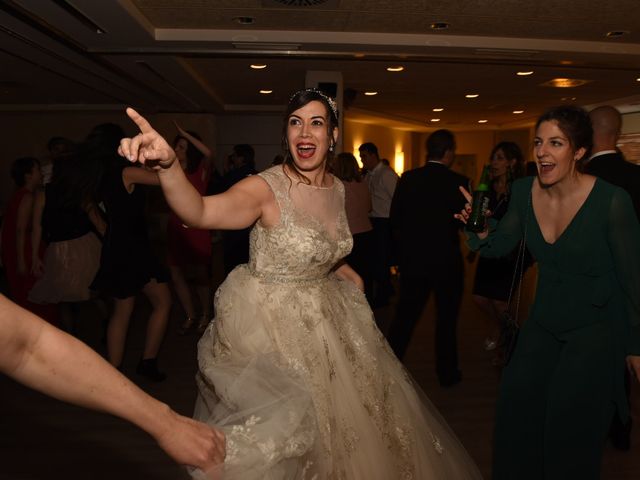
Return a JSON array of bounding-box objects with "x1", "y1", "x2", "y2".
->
[{"x1": 281, "y1": 88, "x2": 339, "y2": 184}]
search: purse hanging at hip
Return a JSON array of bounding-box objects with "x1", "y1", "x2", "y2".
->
[{"x1": 499, "y1": 193, "x2": 531, "y2": 366}]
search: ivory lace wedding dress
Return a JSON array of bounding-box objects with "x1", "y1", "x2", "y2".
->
[{"x1": 192, "y1": 166, "x2": 482, "y2": 479}]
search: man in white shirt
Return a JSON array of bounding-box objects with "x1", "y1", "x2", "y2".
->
[{"x1": 359, "y1": 142, "x2": 398, "y2": 308}]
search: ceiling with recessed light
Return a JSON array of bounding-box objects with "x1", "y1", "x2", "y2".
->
[{"x1": 1, "y1": 0, "x2": 640, "y2": 130}]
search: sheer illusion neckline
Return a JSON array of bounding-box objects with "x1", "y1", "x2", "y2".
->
[
  {"x1": 531, "y1": 177, "x2": 599, "y2": 246},
  {"x1": 283, "y1": 166, "x2": 336, "y2": 190},
  {"x1": 298, "y1": 180, "x2": 336, "y2": 190}
]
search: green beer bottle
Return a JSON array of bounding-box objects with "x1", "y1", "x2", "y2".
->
[{"x1": 467, "y1": 164, "x2": 491, "y2": 233}]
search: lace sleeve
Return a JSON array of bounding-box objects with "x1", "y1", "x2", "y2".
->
[
  {"x1": 465, "y1": 178, "x2": 529, "y2": 258},
  {"x1": 608, "y1": 187, "x2": 640, "y2": 354}
]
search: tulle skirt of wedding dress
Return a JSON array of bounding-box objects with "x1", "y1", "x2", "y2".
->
[{"x1": 190, "y1": 265, "x2": 482, "y2": 480}]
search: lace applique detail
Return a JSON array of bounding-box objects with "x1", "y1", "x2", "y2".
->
[
  {"x1": 225, "y1": 415, "x2": 261, "y2": 464},
  {"x1": 322, "y1": 337, "x2": 336, "y2": 380},
  {"x1": 431, "y1": 433, "x2": 444, "y2": 454}
]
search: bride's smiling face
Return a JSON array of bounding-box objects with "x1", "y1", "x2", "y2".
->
[{"x1": 286, "y1": 100, "x2": 338, "y2": 173}]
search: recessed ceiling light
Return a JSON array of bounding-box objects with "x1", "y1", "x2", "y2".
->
[
  {"x1": 430, "y1": 118, "x2": 441, "y2": 122},
  {"x1": 513, "y1": 110, "x2": 524, "y2": 114},
  {"x1": 636, "y1": 78, "x2": 640, "y2": 82},
  {"x1": 364, "y1": 91, "x2": 378, "y2": 96},
  {"x1": 465, "y1": 94, "x2": 479, "y2": 98},
  {"x1": 478, "y1": 119, "x2": 488, "y2": 124},
  {"x1": 517, "y1": 71, "x2": 534, "y2": 76},
  {"x1": 561, "y1": 96, "x2": 578, "y2": 101},
  {"x1": 430, "y1": 22, "x2": 450, "y2": 30},
  {"x1": 542, "y1": 78, "x2": 589, "y2": 88},
  {"x1": 233, "y1": 16, "x2": 255, "y2": 25},
  {"x1": 250, "y1": 64, "x2": 267, "y2": 69},
  {"x1": 606, "y1": 30, "x2": 629, "y2": 38},
  {"x1": 386, "y1": 66, "x2": 404, "y2": 72},
  {"x1": 259, "y1": 89, "x2": 272, "y2": 94},
  {"x1": 433, "y1": 108, "x2": 444, "y2": 112}
]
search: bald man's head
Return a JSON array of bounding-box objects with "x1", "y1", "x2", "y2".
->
[
  {"x1": 589, "y1": 105, "x2": 621, "y2": 152},
  {"x1": 590, "y1": 106, "x2": 621, "y2": 136}
]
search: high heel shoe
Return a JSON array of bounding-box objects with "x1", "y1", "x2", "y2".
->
[
  {"x1": 177, "y1": 317, "x2": 195, "y2": 335},
  {"x1": 136, "y1": 358, "x2": 167, "y2": 382}
]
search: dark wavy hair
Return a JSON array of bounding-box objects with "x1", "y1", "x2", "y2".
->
[
  {"x1": 332, "y1": 152, "x2": 362, "y2": 183},
  {"x1": 49, "y1": 148, "x2": 103, "y2": 211},
  {"x1": 11, "y1": 157, "x2": 39, "y2": 187},
  {"x1": 281, "y1": 88, "x2": 339, "y2": 184},
  {"x1": 173, "y1": 131, "x2": 205, "y2": 174},
  {"x1": 491, "y1": 141, "x2": 525, "y2": 179},
  {"x1": 535, "y1": 105, "x2": 593, "y2": 170},
  {"x1": 83, "y1": 123, "x2": 127, "y2": 203}
]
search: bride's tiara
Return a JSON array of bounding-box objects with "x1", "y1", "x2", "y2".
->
[{"x1": 289, "y1": 88, "x2": 338, "y2": 120}]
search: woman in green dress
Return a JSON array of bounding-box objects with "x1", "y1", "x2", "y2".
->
[{"x1": 456, "y1": 105, "x2": 640, "y2": 479}]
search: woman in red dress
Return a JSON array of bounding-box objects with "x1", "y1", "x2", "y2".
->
[
  {"x1": 1, "y1": 157, "x2": 56, "y2": 322},
  {"x1": 167, "y1": 125, "x2": 214, "y2": 334}
]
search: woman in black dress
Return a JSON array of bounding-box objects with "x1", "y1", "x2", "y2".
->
[
  {"x1": 471, "y1": 142, "x2": 526, "y2": 357},
  {"x1": 88, "y1": 123, "x2": 171, "y2": 381}
]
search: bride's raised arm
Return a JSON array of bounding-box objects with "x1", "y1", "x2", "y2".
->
[{"x1": 119, "y1": 107, "x2": 269, "y2": 230}]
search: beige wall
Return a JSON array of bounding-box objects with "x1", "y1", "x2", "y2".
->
[
  {"x1": 622, "y1": 112, "x2": 640, "y2": 135},
  {"x1": 342, "y1": 119, "x2": 415, "y2": 174},
  {"x1": 215, "y1": 114, "x2": 284, "y2": 172}
]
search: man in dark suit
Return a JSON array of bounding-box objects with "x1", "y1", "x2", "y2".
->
[
  {"x1": 587, "y1": 106, "x2": 640, "y2": 220},
  {"x1": 587, "y1": 105, "x2": 640, "y2": 451},
  {"x1": 387, "y1": 129, "x2": 469, "y2": 386}
]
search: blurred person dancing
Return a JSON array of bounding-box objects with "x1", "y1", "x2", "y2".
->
[{"x1": 168, "y1": 124, "x2": 214, "y2": 335}]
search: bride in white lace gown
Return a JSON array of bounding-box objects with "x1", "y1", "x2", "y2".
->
[{"x1": 119, "y1": 89, "x2": 482, "y2": 480}]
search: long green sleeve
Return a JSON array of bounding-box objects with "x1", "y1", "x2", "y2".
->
[
  {"x1": 607, "y1": 188, "x2": 640, "y2": 353},
  {"x1": 465, "y1": 177, "x2": 531, "y2": 258}
]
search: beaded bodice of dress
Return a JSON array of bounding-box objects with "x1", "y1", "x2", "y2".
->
[{"x1": 248, "y1": 166, "x2": 352, "y2": 283}]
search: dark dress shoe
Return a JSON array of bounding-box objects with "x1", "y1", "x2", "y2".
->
[{"x1": 136, "y1": 358, "x2": 167, "y2": 382}]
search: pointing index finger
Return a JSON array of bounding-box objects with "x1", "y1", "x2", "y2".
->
[
  {"x1": 126, "y1": 107, "x2": 154, "y2": 134},
  {"x1": 459, "y1": 185, "x2": 472, "y2": 203}
]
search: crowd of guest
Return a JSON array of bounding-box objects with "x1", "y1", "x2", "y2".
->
[{"x1": 0, "y1": 124, "x2": 261, "y2": 384}]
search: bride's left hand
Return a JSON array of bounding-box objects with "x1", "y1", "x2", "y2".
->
[{"x1": 334, "y1": 262, "x2": 365, "y2": 292}]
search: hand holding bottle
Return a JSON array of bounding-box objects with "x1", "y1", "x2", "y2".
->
[
  {"x1": 466, "y1": 164, "x2": 491, "y2": 233},
  {"x1": 454, "y1": 185, "x2": 490, "y2": 240}
]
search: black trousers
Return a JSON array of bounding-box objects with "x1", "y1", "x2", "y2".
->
[
  {"x1": 369, "y1": 217, "x2": 393, "y2": 302},
  {"x1": 387, "y1": 265, "x2": 463, "y2": 380},
  {"x1": 345, "y1": 230, "x2": 375, "y2": 304}
]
